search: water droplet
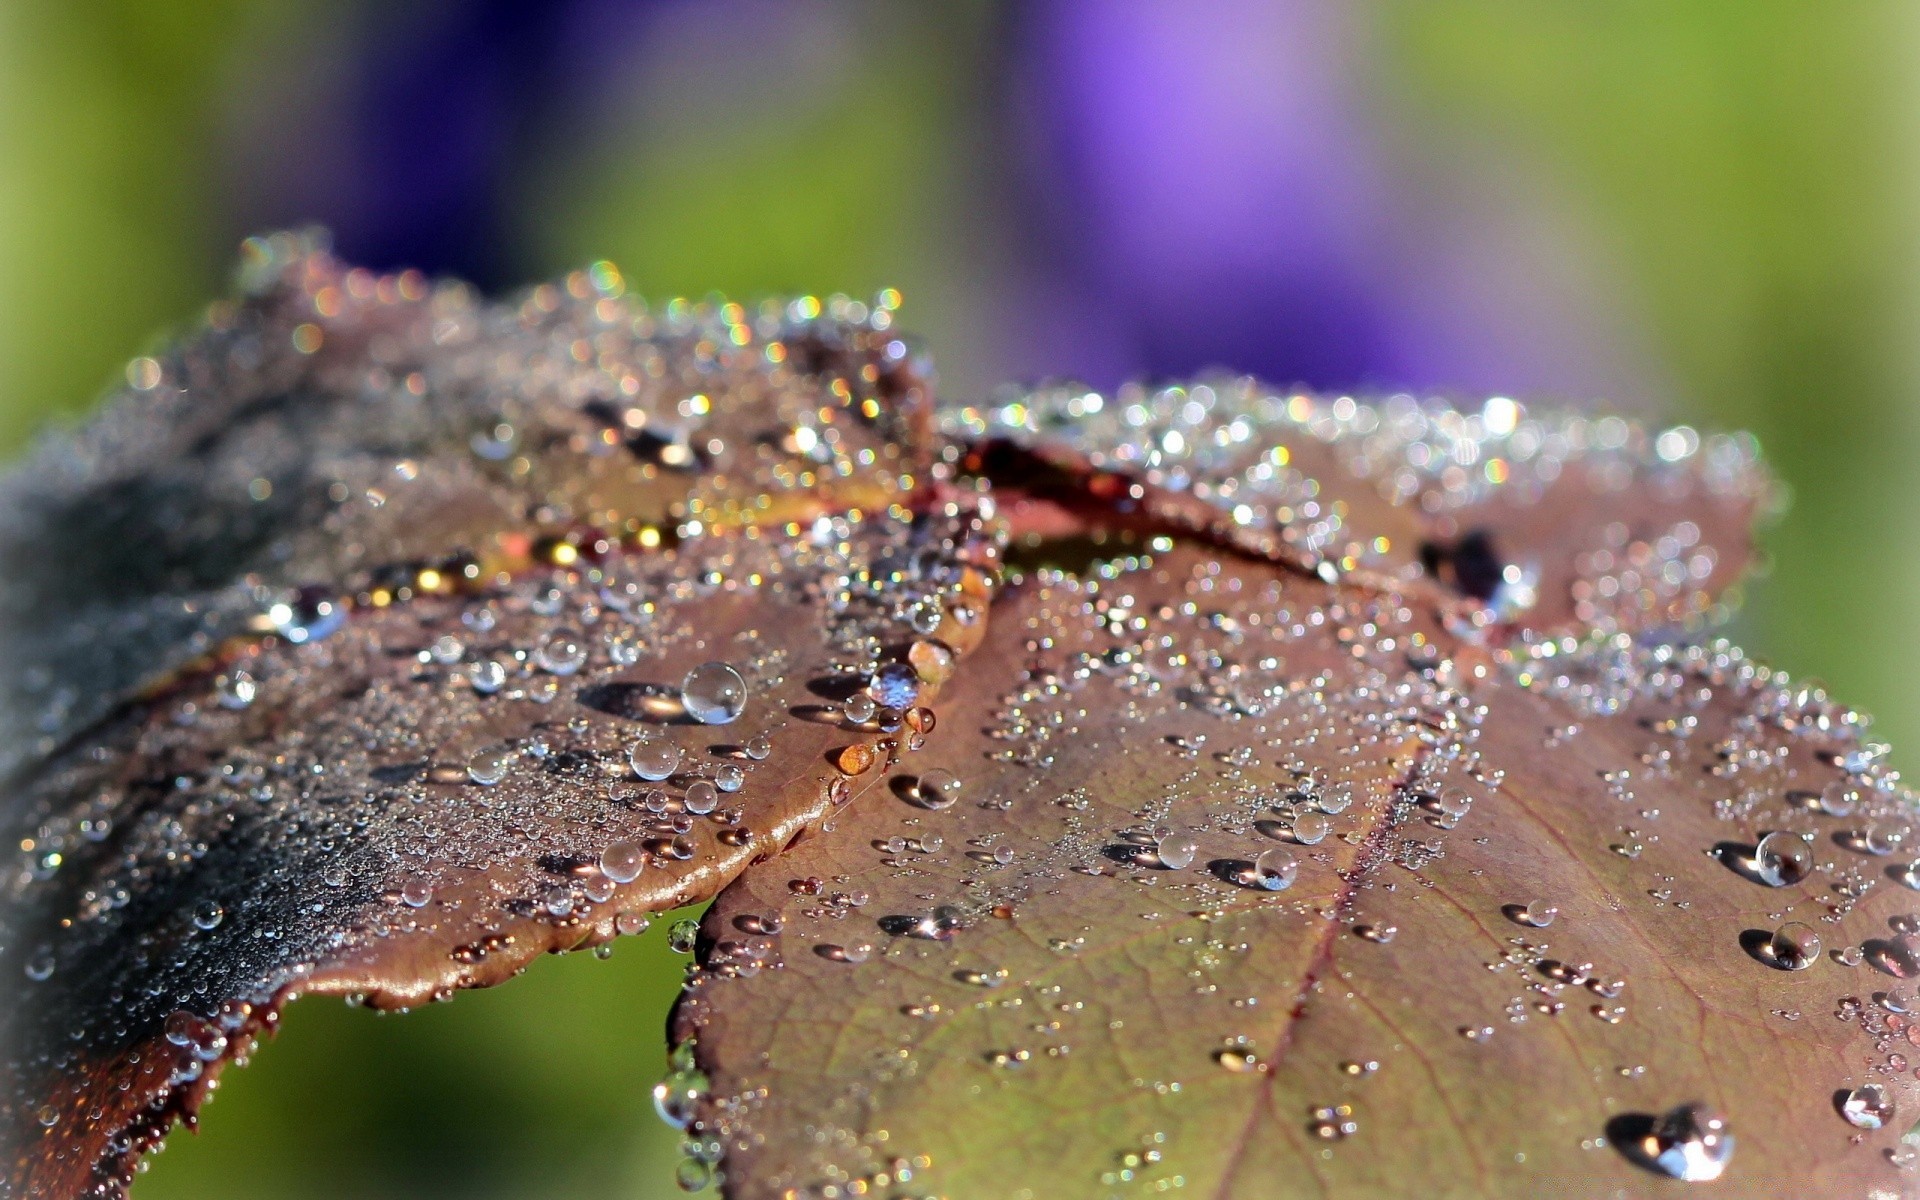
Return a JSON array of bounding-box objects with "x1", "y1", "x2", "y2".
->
[
  {"x1": 466, "y1": 746, "x2": 513, "y2": 786},
  {"x1": 836, "y1": 743, "x2": 876, "y2": 776},
  {"x1": 1317, "y1": 783, "x2": 1353, "y2": 814},
  {"x1": 1215, "y1": 1048, "x2": 1259, "y2": 1072},
  {"x1": 682, "y1": 661, "x2": 748, "y2": 725},
  {"x1": 399, "y1": 878, "x2": 434, "y2": 909},
  {"x1": 1840, "y1": 1083, "x2": 1894, "y2": 1130},
  {"x1": 869, "y1": 661, "x2": 922, "y2": 709},
  {"x1": 1820, "y1": 780, "x2": 1860, "y2": 817},
  {"x1": 601, "y1": 840, "x2": 646, "y2": 884},
  {"x1": 1157, "y1": 833, "x2": 1199, "y2": 870},
  {"x1": 915, "y1": 769, "x2": 962, "y2": 809},
  {"x1": 1863, "y1": 821, "x2": 1907, "y2": 857},
  {"x1": 1250, "y1": 847, "x2": 1299, "y2": 891},
  {"x1": 685, "y1": 780, "x2": 719, "y2": 815},
  {"x1": 1641, "y1": 1102, "x2": 1733, "y2": 1182},
  {"x1": 1309, "y1": 1104, "x2": 1358, "y2": 1140},
  {"x1": 1292, "y1": 812, "x2": 1330, "y2": 845},
  {"x1": 1753, "y1": 831, "x2": 1812, "y2": 887},
  {"x1": 668, "y1": 918, "x2": 700, "y2": 954},
  {"x1": 629, "y1": 735, "x2": 683, "y2": 781},
  {"x1": 1507, "y1": 901, "x2": 1558, "y2": 928},
  {"x1": 1767, "y1": 922, "x2": 1821, "y2": 971},
  {"x1": 843, "y1": 694, "x2": 877, "y2": 725},
  {"x1": 215, "y1": 670, "x2": 257, "y2": 710},
  {"x1": 534, "y1": 628, "x2": 588, "y2": 676},
  {"x1": 468, "y1": 660, "x2": 508, "y2": 695},
  {"x1": 192, "y1": 901, "x2": 225, "y2": 931},
  {"x1": 714, "y1": 764, "x2": 745, "y2": 793},
  {"x1": 24, "y1": 945, "x2": 54, "y2": 982},
  {"x1": 744, "y1": 734, "x2": 772, "y2": 761}
]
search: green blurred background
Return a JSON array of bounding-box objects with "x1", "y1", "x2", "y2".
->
[{"x1": 3, "y1": 2, "x2": 1916, "y2": 1196}]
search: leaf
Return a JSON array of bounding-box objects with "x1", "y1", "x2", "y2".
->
[
  {"x1": 949, "y1": 379, "x2": 1774, "y2": 636},
  {"x1": 674, "y1": 544, "x2": 1919, "y2": 1193},
  {"x1": 0, "y1": 237, "x2": 962, "y2": 1198},
  {"x1": 0, "y1": 231, "x2": 932, "y2": 781}
]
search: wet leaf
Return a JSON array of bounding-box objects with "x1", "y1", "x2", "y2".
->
[
  {"x1": 0, "y1": 238, "x2": 961, "y2": 1198},
  {"x1": 677, "y1": 537, "x2": 1920, "y2": 1196},
  {"x1": 0, "y1": 231, "x2": 932, "y2": 780},
  {"x1": 948, "y1": 379, "x2": 1773, "y2": 635}
]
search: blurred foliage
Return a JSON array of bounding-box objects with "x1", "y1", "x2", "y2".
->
[{"x1": 3, "y1": 2, "x2": 1916, "y2": 1196}]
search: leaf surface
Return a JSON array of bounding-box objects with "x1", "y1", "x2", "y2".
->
[{"x1": 678, "y1": 540, "x2": 1920, "y2": 1198}]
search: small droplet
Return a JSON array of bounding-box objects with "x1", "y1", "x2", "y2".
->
[
  {"x1": 1753, "y1": 831, "x2": 1812, "y2": 887},
  {"x1": 629, "y1": 735, "x2": 683, "y2": 781},
  {"x1": 1840, "y1": 1083, "x2": 1894, "y2": 1130},
  {"x1": 534, "y1": 628, "x2": 588, "y2": 676},
  {"x1": 601, "y1": 840, "x2": 647, "y2": 884},
  {"x1": 1251, "y1": 847, "x2": 1299, "y2": 891},
  {"x1": 714, "y1": 764, "x2": 745, "y2": 793},
  {"x1": 744, "y1": 734, "x2": 773, "y2": 761},
  {"x1": 191, "y1": 901, "x2": 225, "y2": 931},
  {"x1": 682, "y1": 662, "x2": 748, "y2": 725},
  {"x1": 1317, "y1": 783, "x2": 1353, "y2": 814},
  {"x1": 1820, "y1": 780, "x2": 1860, "y2": 817},
  {"x1": 399, "y1": 878, "x2": 434, "y2": 909},
  {"x1": 667, "y1": 919, "x2": 700, "y2": 954},
  {"x1": 1157, "y1": 833, "x2": 1199, "y2": 870},
  {"x1": 466, "y1": 746, "x2": 513, "y2": 786},
  {"x1": 1215, "y1": 1047, "x2": 1259, "y2": 1072}
]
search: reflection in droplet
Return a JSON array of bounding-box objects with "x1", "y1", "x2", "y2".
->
[
  {"x1": 1157, "y1": 833, "x2": 1198, "y2": 870},
  {"x1": 1643, "y1": 1102, "x2": 1734, "y2": 1182},
  {"x1": 916, "y1": 769, "x2": 962, "y2": 810},
  {"x1": 1753, "y1": 831, "x2": 1812, "y2": 887},
  {"x1": 1767, "y1": 922, "x2": 1821, "y2": 971},
  {"x1": 466, "y1": 746, "x2": 513, "y2": 786},
  {"x1": 1251, "y1": 847, "x2": 1299, "y2": 891},
  {"x1": 1840, "y1": 1083, "x2": 1894, "y2": 1130}
]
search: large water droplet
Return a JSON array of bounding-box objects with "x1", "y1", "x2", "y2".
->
[
  {"x1": 1766, "y1": 922, "x2": 1820, "y2": 971},
  {"x1": 1156, "y1": 833, "x2": 1198, "y2": 870},
  {"x1": 682, "y1": 662, "x2": 748, "y2": 725},
  {"x1": 629, "y1": 735, "x2": 682, "y2": 781},
  {"x1": 914, "y1": 769, "x2": 962, "y2": 810},
  {"x1": 869, "y1": 661, "x2": 922, "y2": 710},
  {"x1": 668, "y1": 918, "x2": 700, "y2": 954},
  {"x1": 534, "y1": 628, "x2": 588, "y2": 676},
  {"x1": 1840, "y1": 1083, "x2": 1894, "y2": 1130},
  {"x1": 1251, "y1": 847, "x2": 1299, "y2": 891},
  {"x1": 601, "y1": 840, "x2": 647, "y2": 884},
  {"x1": 1292, "y1": 812, "x2": 1330, "y2": 845},
  {"x1": 466, "y1": 746, "x2": 513, "y2": 786},
  {"x1": 1753, "y1": 831, "x2": 1812, "y2": 887},
  {"x1": 1644, "y1": 1102, "x2": 1734, "y2": 1182}
]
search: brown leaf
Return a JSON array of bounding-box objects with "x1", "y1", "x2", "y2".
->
[
  {"x1": 0, "y1": 231, "x2": 932, "y2": 780},
  {"x1": 675, "y1": 542, "x2": 1916, "y2": 1197},
  {"x1": 0, "y1": 237, "x2": 958, "y2": 1198},
  {"x1": 949, "y1": 379, "x2": 1774, "y2": 637}
]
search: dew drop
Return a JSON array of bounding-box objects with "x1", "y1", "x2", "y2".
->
[
  {"x1": 1292, "y1": 812, "x2": 1330, "y2": 846},
  {"x1": 534, "y1": 628, "x2": 588, "y2": 676},
  {"x1": 601, "y1": 840, "x2": 647, "y2": 884},
  {"x1": 1753, "y1": 831, "x2": 1812, "y2": 887},
  {"x1": 685, "y1": 780, "x2": 719, "y2": 816},
  {"x1": 1767, "y1": 922, "x2": 1821, "y2": 971},
  {"x1": 468, "y1": 660, "x2": 508, "y2": 695},
  {"x1": 836, "y1": 743, "x2": 876, "y2": 776},
  {"x1": 1820, "y1": 780, "x2": 1860, "y2": 817},
  {"x1": 843, "y1": 694, "x2": 877, "y2": 725},
  {"x1": 1251, "y1": 847, "x2": 1299, "y2": 891},
  {"x1": 915, "y1": 769, "x2": 962, "y2": 809},
  {"x1": 713, "y1": 764, "x2": 745, "y2": 793},
  {"x1": 1508, "y1": 901, "x2": 1558, "y2": 928},
  {"x1": 667, "y1": 919, "x2": 700, "y2": 954},
  {"x1": 466, "y1": 746, "x2": 513, "y2": 786},
  {"x1": 1317, "y1": 783, "x2": 1353, "y2": 815},
  {"x1": 744, "y1": 734, "x2": 773, "y2": 761},
  {"x1": 629, "y1": 735, "x2": 683, "y2": 781},
  {"x1": 1157, "y1": 833, "x2": 1199, "y2": 870},
  {"x1": 1840, "y1": 1083, "x2": 1894, "y2": 1130},
  {"x1": 191, "y1": 901, "x2": 225, "y2": 931},
  {"x1": 399, "y1": 878, "x2": 433, "y2": 909},
  {"x1": 682, "y1": 661, "x2": 748, "y2": 725},
  {"x1": 1642, "y1": 1102, "x2": 1734, "y2": 1182},
  {"x1": 869, "y1": 661, "x2": 922, "y2": 710}
]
